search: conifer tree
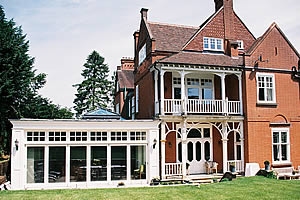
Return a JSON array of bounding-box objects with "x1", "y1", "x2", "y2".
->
[{"x1": 73, "y1": 50, "x2": 113, "y2": 118}]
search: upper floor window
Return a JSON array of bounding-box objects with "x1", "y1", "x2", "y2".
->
[
  {"x1": 237, "y1": 40, "x2": 244, "y2": 50},
  {"x1": 203, "y1": 37, "x2": 223, "y2": 51},
  {"x1": 256, "y1": 73, "x2": 276, "y2": 104},
  {"x1": 138, "y1": 44, "x2": 146, "y2": 66},
  {"x1": 272, "y1": 128, "x2": 290, "y2": 163}
]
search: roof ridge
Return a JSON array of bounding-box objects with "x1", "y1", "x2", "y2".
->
[{"x1": 148, "y1": 21, "x2": 199, "y2": 29}]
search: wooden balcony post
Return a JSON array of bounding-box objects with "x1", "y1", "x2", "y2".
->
[
  {"x1": 221, "y1": 73, "x2": 226, "y2": 101},
  {"x1": 222, "y1": 122, "x2": 228, "y2": 173},
  {"x1": 240, "y1": 122, "x2": 245, "y2": 172},
  {"x1": 181, "y1": 120, "x2": 187, "y2": 177},
  {"x1": 161, "y1": 121, "x2": 166, "y2": 179},
  {"x1": 160, "y1": 70, "x2": 165, "y2": 115},
  {"x1": 180, "y1": 71, "x2": 186, "y2": 114}
]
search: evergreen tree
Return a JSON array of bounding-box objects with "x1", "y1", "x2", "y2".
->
[
  {"x1": 73, "y1": 50, "x2": 113, "y2": 117},
  {"x1": 0, "y1": 5, "x2": 73, "y2": 152}
]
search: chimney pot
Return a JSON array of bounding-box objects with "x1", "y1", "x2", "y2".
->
[{"x1": 140, "y1": 8, "x2": 148, "y2": 20}]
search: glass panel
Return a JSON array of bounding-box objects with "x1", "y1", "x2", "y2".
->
[
  {"x1": 273, "y1": 132, "x2": 279, "y2": 143},
  {"x1": 196, "y1": 142, "x2": 201, "y2": 161},
  {"x1": 267, "y1": 88, "x2": 273, "y2": 101},
  {"x1": 237, "y1": 145, "x2": 241, "y2": 160},
  {"x1": 131, "y1": 146, "x2": 146, "y2": 180},
  {"x1": 174, "y1": 88, "x2": 181, "y2": 99},
  {"x1": 281, "y1": 145, "x2": 287, "y2": 161},
  {"x1": 188, "y1": 142, "x2": 193, "y2": 162},
  {"x1": 27, "y1": 147, "x2": 44, "y2": 183},
  {"x1": 202, "y1": 88, "x2": 213, "y2": 99},
  {"x1": 210, "y1": 38, "x2": 216, "y2": 49},
  {"x1": 91, "y1": 146, "x2": 107, "y2": 181},
  {"x1": 217, "y1": 39, "x2": 222, "y2": 50},
  {"x1": 111, "y1": 146, "x2": 127, "y2": 180},
  {"x1": 49, "y1": 147, "x2": 66, "y2": 183},
  {"x1": 259, "y1": 88, "x2": 265, "y2": 101},
  {"x1": 236, "y1": 133, "x2": 241, "y2": 142},
  {"x1": 273, "y1": 145, "x2": 279, "y2": 161},
  {"x1": 178, "y1": 142, "x2": 182, "y2": 162},
  {"x1": 187, "y1": 129, "x2": 202, "y2": 138},
  {"x1": 188, "y1": 88, "x2": 199, "y2": 99},
  {"x1": 204, "y1": 128, "x2": 210, "y2": 138},
  {"x1": 281, "y1": 132, "x2": 287, "y2": 143},
  {"x1": 70, "y1": 147, "x2": 86, "y2": 182},
  {"x1": 204, "y1": 38, "x2": 209, "y2": 49},
  {"x1": 204, "y1": 142, "x2": 210, "y2": 161}
]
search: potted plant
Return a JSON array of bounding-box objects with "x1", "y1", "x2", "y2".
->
[
  {"x1": 264, "y1": 160, "x2": 270, "y2": 170},
  {"x1": 230, "y1": 163, "x2": 236, "y2": 172},
  {"x1": 150, "y1": 177, "x2": 160, "y2": 186}
]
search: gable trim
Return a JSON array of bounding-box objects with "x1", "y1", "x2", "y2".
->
[{"x1": 181, "y1": 7, "x2": 224, "y2": 50}]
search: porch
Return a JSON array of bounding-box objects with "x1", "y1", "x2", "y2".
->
[{"x1": 160, "y1": 120, "x2": 245, "y2": 180}]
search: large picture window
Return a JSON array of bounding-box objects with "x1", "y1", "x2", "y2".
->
[
  {"x1": 91, "y1": 146, "x2": 107, "y2": 181},
  {"x1": 257, "y1": 73, "x2": 276, "y2": 104},
  {"x1": 49, "y1": 147, "x2": 66, "y2": 183},
  {"x1": 70, "y1": 146, "x2": 87, "y2": 182},
  {"x1": 131, "y1": 146, "x2": 146, "y2": 180},
  {"x1": 111, "y1": 146, "x2": 127, "y2": 180},
  {"x1": 272, "y1": 128, "x2": 290, "y2": 163},
  {"x1": 27, "y1": 147, "x2": 44, "y2": 183}
]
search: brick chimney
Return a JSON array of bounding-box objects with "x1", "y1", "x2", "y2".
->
[
  {"x1": 223, "y1": 0, "x2": 234, "y2": 40},
  {"x1": 140, "y1": 8, "x2": 148, "y2": 20},
  {"x1": 214, "y1": 0, "x2": 223, "y2": 12}
]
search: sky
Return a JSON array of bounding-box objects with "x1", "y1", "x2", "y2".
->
[{"x1": 1, "y1": 0, "x2": 300, "y2": 109}]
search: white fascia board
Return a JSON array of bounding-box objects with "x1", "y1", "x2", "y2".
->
[{"x1": 10, "y1": 119, "x2": 160, "y2": 131}]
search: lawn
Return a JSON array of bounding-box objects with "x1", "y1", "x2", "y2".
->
[{"x1": 1, "y1": 176, "x2": 300, "y2": 200}]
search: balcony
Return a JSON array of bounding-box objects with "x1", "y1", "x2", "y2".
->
[{"x1": 164, "y1": 98, "x2": 241, "y2": 115}]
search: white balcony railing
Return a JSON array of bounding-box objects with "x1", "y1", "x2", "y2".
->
[
  {"x1": 227, "y1": 160, "x2": 244, "y2": 172},
  {"x1": 163, "y1": 99, "x2": 241, "y2": 115},
  {"x1": 165, "y1": 163, "x2": 183, "y2": 176}
]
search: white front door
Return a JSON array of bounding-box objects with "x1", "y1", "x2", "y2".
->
[{"x1": 177, "y1": 127, "x2": 212, "y2": 174}]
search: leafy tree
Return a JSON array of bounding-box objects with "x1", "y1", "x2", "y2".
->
[
  {"x1": 0, "y1": 5, "x2": 73, "y2": 152},
  {"x1": 73, "y1": 50, "x2": 113, "y2": 117}
]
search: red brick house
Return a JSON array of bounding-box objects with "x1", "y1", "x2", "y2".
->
[{"x1": 126, "y1": 0, "x2": 300, "y2": 178}]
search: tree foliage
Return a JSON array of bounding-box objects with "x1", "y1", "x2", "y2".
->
[
  {"x1": 73, "y1": 50, "x2": 113, "y2": 117},
  {"x1": 0, "y1": 5, "x2": 73, "y2": 152}
]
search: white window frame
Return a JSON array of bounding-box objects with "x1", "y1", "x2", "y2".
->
[
  {"x1": 115, "y1": 103, "x2": 120, "y2": 114},
  {"x1": 256, "y1": 73, "x2": 276, "y2": 104},
  {"x1": 138, "y1": 44, "x2": 146, "y2": 66},
  {"x1": 272, "y1": 128, "x2": 290, "y2": 163},
  {"x1": 203, "y1": 37, "x2": 224, "y2": 51},
  {"x1": 237, "y1": 40, "x2": 244, "y2": 50}
]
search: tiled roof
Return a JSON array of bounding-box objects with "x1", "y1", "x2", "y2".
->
[
  {"x1": 158, "y1": 51, "x2": 243, "y2": 67},
  {"x1": 148, "y1": 22, "x2": 198, "y2": 52},
  {"x1": 117, "y1": 70, "x2": 134, "y2": 89}
]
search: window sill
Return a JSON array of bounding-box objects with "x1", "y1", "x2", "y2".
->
[
  {"x1": 256, "y1": 102, "x2": 277, "y2": 107},
  {"x1": 271, "y1": 162, "x2": 292, "y2": 168}
]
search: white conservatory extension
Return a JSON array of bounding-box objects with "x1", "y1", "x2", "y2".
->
[{"x1": 10, "y1": 119, "x2": 159, "y2": 190}]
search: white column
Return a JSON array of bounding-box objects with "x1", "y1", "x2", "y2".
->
[
  {"x1": 45, "y1": 146, "x2": 49, "y2": 184},
  {"x1": 87, "y1": 146, "x2": 91, "y2": 183},
  {"x1": 238, "y1": 74, "x2": 243, "y2": 115},
  {"x1": 154, "y1": 70, "x2": 159, "y2": 115},
  {"x1": 66, "y1": 146, "x2": 70, "y2": 185},
  {"x1": 222, "y1": 138, "x2": 228, "y2": 173},
  {"x1": 107, "y1": 145, "x2": 111, "y2": 183},
  {"x1": 160, "y1": 70, "x2": 165, "y2": 115},
  {"x1": 220, "y1": 73, "x2": 226, "y2": 101},
  {"x1": 181, "y1": 120, "x2": 187, "y2": 177},
  {"x1": 127, "y1": 145, "x2": 131, "y2": 181},
  {"x1": 180, "y1": 71, "x2": 186, "y2": 114},
  {"x1": 161, "y1": 121, "x2": 166, "y2": 180},
  {"x1": 240, "y1": 122, "x2": 245, "y2": 172}
]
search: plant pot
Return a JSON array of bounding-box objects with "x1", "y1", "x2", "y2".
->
[
  {"x1": 265, "y1": 164, "x2": 270, "y2": 171},
  {"x1": 230, "y1": 165, "x2": 236, "y2": 172}
]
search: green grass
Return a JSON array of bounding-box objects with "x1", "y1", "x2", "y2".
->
[{"x1": 1, "y1": 176, "x2": 300, "y2": 200}]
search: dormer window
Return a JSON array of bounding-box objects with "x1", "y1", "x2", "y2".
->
[
  {"x1": 138, "y1": 44, "x2": 146, "y2": 66},
  {"x1": 203, "y1": 37, "x2": 223, "y2": 51},
  {"x1": 237, "y1": 40, "x2": 244, "y2": 50}
]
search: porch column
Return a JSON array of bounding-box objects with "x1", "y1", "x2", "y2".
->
[
  {"x1": 161, "y1": 121, "x2": 166, "y2": 180},
  {"x1": 222, "y1": 138, "x2": 229, "y2": 173},
  {"x1": 154, "y1": 70, "x2": 159, "y2": 115},
  {"x1": 181, "y1": 120, "x2": 187, "y2": 177},
  {"x1": 160, "y1": 70, "x2": 165, "y2": 115},
  {"x1": 220, "y1": 73, "x2": 226, "y2": 101},
  {"x1": 238, "y1": 74, "x2": 243, "y2": 115},
  {"x1": 240, "y1": 122, "x2": 245, "y2": 172},
  {"x1": 180, "y1": 71, "x2": 186, "y2": 114}
]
